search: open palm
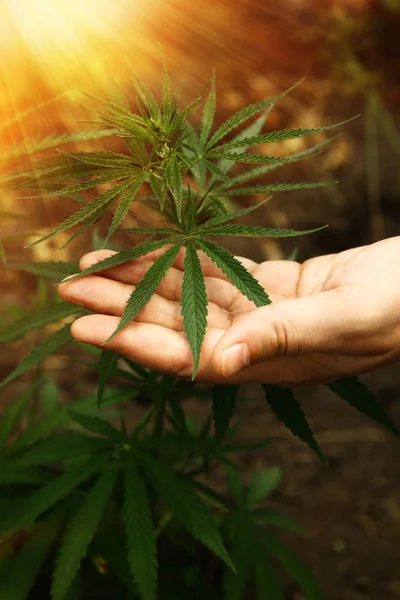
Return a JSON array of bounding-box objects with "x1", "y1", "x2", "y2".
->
[{"x1": 59, "y1": 237, "x2": 400, "y2": 385}]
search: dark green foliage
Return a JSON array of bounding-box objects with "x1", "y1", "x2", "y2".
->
[
  {"x1": 123, "y1": 457, "x2": 158, "y2": 600},
  {"x1": 326, "y1": 376, "x2": 400, "y2": 436},
  {"x1": 97, "y1": 350, "x2": 120, "y2": 406},
  {"x1": 262, "y1": 385, "x2": 326, "y2": 462},
  {"x1": 212, "y1": 385, "x2": 238, "y2": 440},
  {"x1": 0, "y1": 68, "x2": 398, "y2": 600},
  {"x1": 52, "y1": 465, "x2": 118, "y2": 600}
]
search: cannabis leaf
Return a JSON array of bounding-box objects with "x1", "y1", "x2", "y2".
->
[
  {"x1": 63, "y1": 237, "x2": 180, "y2": 285},
  {"x1": 97, "y1": 350, "x2": 120, "y2": 406},
  {"x1": 0, "y1": 325, "x2": 74, "y2": 390},
  {"x1": 213, "y1": 385, "x2": 238, "y2": 440},
  {"x1": 0, "y1": 300, "x2": 81, "y2": 344},
  {"x1": 106, "y1": 242, "x2": 183, "y2": 343},
  {"x1": 137, "y1": 451, "x2": 234, "y2": 570},
  {"x1": 198, "y1": 224, "x2": 326, "y2": 238},
  {"x1": 195, "y1": 238, "x2": 270, "y2": 307},
  {"x1": 262, "y1": 385, "x2": 326, "y2": 462},
  {"x1": 0, "y1": 454, "x2": 109, "y2": 535},
  {"x1": 7, "y1": 261, "x2": 79, "y2": 280},
  {"x1": 68, "y1": 410, "x2": 124, "y2": 442},
  {"x1": 123, "y1": 457, "x2": 158, "y2": 600},
  {"x1": 206, "y1": 83, "x2": 301, "y2": 149},
  {"x1": 52, "y1": 465, "x2": 119, "y2": 600},
  {"x1": 0, "y1": 508, "x2": 62, "y2": 600},
  {"x1": 181, "y1": 241, "x2": 208, "y2": 377},
  {"x1": 200, "y1": 71, "x2": 217, "y2": 147},
  {"x1": 326, "y1": 376, "x2": 400, "y2": 437}
]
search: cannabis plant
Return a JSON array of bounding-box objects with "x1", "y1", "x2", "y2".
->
[{"x1": 0, "y1": 70, "x2": 398, "y2": 600}]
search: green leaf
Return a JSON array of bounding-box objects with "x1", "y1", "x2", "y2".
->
[
  {"x1": 27, "y1": 179, "x2": 134, "y2": 247},
  {"x1": 97, "y1": 350, "x2": 119, "y2": 406},
  {"x1": 64, "y1": 236, "x2": 180, "y2": 284},
  {"x1": 8, "y1": 389, "x2": 131, "y2": 453},
  {"x1": 7, "y1": 261, "x2": 79, "y2": 280},
  {"x1": 106, "y1": 174, "x2": 147, "y2": 241},
  {"x1": 253, "y1": 509, "x2": 303, "y2": 534},
  {"x1": 212, "y1": 385, "x2": 238, "y2": 440},
  {"x1": 106, "y1": 242, "x2": 183, "y2": 342},
  {"x1": 0, "y1": 324, "x2": 73, "y2": 390},
  {"x1": 220, "y1": 440, "x2": 273, "y2": 454},
  {"x1": 217, "y1": 181, "x2": 335, "y2": 196},
  {"x1": 0, "y1": 379, "x2": 43, "y2": 449},
  {"x1": 326, "y1": 377, "x2": 400, "y2": 437},
  {"x1": 52, "y1": 465, "x2": 118, "y2": 600},
  {"x1": 137, "y1": 451, "x2": 233, "y2": 569},
  {"x1": 120, "y1": 225, "x2": 180, "y2": 236},
  {"x1": 203, "y1": 159, "x2": 230, "y2": 184},
  {"x1": 214, "y1": 135, "x2": 337, "y2": 190},
  {"x1": 69, "y1": 410, "x2": 124, "y2": 442},
  {"x1": 168, "y1": 397, "x2": 187, "y2": 432},
  {"x1": 262, "y1": 385, "x2": 325, "y2": 462},
  {"x1": 0, "y1": 508, "x2": 62, "y2": 600},
  {"x1": 123, "y1": 456, "x2": 158, "y2": 600},
  {"x1": 246, "y1": 468, "x2": 282, "y2": 507},
  {"x1": 180, "y1": 241, "x2": 208, "y2": 378},
  {"x1": 226, "y1": 465, "x2": 244, "y2": 503},
  {"x1": 181, "y1": 123, "x2": 206, "y2": 188},
  {"x1": 195, "y1": 197, "x2": 270, "y2": 231},
  {"x1": 0, "y1": 454, "x2": 108, "y2": 534},
  {"x1": 224, "y1": 511, "x2": 252, "y2": 600},
  {"x1": 210, "y1": 122, "x2": 346, "y2": 153},
  {"x1": 206, "y1": 83, "x2": 301, "y2": 149},
  {"x1": 253, "y1": 552, "x2": 285, "y2": 600},
  {"x1": 149, "y1": 173, "x2": 166, "y2": 210},
  {"x1": 0, "y1": 301, "x2": 82, "y2": 344},
  {"x1": 1, "y1": 129, "x2": 116, "y2": 164},
  {"x1": 200, "y1": 71, "x2": 216, "y2": 146},
  {"x1": 59, "y1": 149, "x2": 135, "y2": 169},
  {"x1": 165, "y1": 156, "x2": 183, "y2": 221},
  {"x1": 0, "y1": 469, "x2": 52, "y2": 485},
  {"x1": 6, "y1": 432, "x2": 111, "y2": 468},
  {"x1": 195, "y1": 238, "x2": 270, "y2": 307},
  {"x1": 199, "y1": 224, "x2": 327, "y2": 238},
  {"x1": 0, "y1": 241, "x2": 5, "y2": 262},
  {"x1": 216, "y1": 111, "x2": 270, "y2": 176},
  {"x1": 262, "y1": 529, "x2": 324, "y2": 600},
  {"x1": 207, "y1": 151, "x2": 309, "y2": 165}
]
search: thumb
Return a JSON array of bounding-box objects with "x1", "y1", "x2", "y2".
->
[{"x1": 212, "y1": 292, "x2": 351, "y2": 378}]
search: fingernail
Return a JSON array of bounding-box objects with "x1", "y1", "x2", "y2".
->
[
  {"x1": 63, "y1": 297, "x2": 85, "y2": 308},
  {"x1": 221, "y1": 343, "x2": 250, "y2": 378}
]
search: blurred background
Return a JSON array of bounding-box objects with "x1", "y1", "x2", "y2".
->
[{"x1": 1, "y1": 0, "x2": 400, "y2": 598}]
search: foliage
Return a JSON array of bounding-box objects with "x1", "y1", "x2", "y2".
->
[{"x1": 0, "y1": 69, "x2": 398, "y2": 600}]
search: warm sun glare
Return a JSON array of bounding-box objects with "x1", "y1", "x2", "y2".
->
[
  {"x1": 1, "y1": 0, "x2": 130, "y2": 52},
  {"x1": 0, "y1": 0, "x2": 161, "y2": 120}
]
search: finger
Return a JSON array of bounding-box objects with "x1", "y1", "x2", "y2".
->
[
  {"x1": 59, "y1": 275, "x2": 231, "y2": 331},
  {"x1": 227, "y1": 350, "x2": 393, "y2": 385},
  {"x1": 78, "y1": 250, "x2": 240, "y2": 309},
  {"x1": 251, "y1": 260, "x2": 301, "y2": 298},
  {"x1": 79, "y1": 247, "x2": 258, "y2": 281},
  {"x1": 211, "y1": 290, "x2": 358, "y2": 378},
  {"x1": 71, "y1": 315, "x2": 192, "y2": 374},
  {"x1": 71, "y1": 314, "x2": 225, "y2": 378}
]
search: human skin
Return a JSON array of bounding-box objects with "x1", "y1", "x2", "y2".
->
[{"x1": 59, "y1": 236, "x2": 400, "y2": 386}]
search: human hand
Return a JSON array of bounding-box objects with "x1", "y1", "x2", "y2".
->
[{"x1": 58, "y1": 236, "x2": 400, "y2": 385}]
